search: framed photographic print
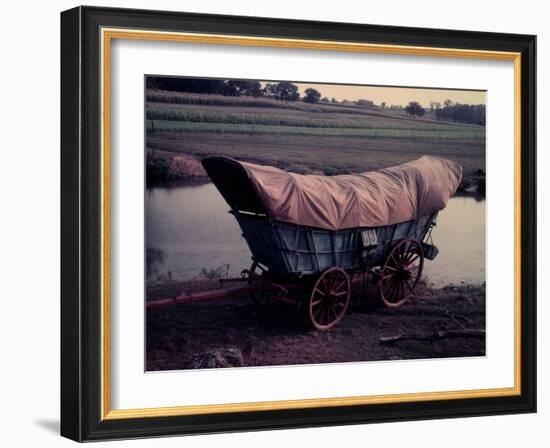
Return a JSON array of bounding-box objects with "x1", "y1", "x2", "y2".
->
[{"x1": 60, "y1": 6, "x2": 536, "y2": 442}]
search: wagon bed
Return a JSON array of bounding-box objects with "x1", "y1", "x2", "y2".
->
[{"x1": 233, "y1": 209, "x2": 437, "y2": 275}]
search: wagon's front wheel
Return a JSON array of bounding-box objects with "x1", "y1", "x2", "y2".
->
[
  {"x1": 378, "y1": 237, "x2": 424, "y2": 308},
  {"x1": 308, "y1": 267, "x2": 350, "y2": 330}
]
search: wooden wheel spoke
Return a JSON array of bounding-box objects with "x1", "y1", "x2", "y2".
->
[
  {"x1": 327, "y1": 305, "x2": 336, "y2": 323},
  {"x1": 334, "y1": 274, "x2": 345, "y2": 291},
  {"x1": 399, "y1": 241, "x2": 410, "y2": 262},
  {"x1": 327, "y1": 275, "x2": 335, "y2": 291},
  {"x1": 393, "y1": 281, "x2": 402, "y2": 301},
  {"x1": 329, "y1": 272, "x2": 338, "y2": 290},
  {"x1": 386, "y1": 274, "x2": 397, "y2": 290},
  {"x1": 404, "y1": 253, "x2": 420, "y2": 266},
  {"x1": 311, "y1": 298, "x2": 324, "y2": 307},
  {"x1": 391, "y1": 280, "x2": 402, "y2": 301},
  {"x1": 334, "y1": 300, "x2": 346, "y2": 309},
  {"x1": 326, "y1": 305, "x2": 335, "y2": 324},
  {"x1": 387, "y1": 278, "x2": 399, "y2": 300},
  {"x1": 324, "y1": 307, "x2": 332, "y2": 325},
  {"x1": 399, "y1": 281, "x2": 406, "y2": 298},
  {"x1": 316, "y1": 306, "x2": 324, "y2": 323},
  {"x1": 316, "y1": 305, "x2": 326, "y2": 322},
  {"x1": 406, "y1": 246, "x2": 418, "y2": 262},
  {"x1": 332, "y1": 278, "x2": 347, "y2": 293},
  {"x1": 324, "y1": 306, "x2": 333, "y2": 325},
  {"x1": 321, "y1": 276, "x2": 329, "y2": 291}
]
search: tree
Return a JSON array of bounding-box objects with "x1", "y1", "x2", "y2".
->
[
  {"x1": 435, "y1": 103, "x2": 485, "y2": 125},
  {"x1": 444, "y1": 99, "x2": 453, "y2": 107},
  {"x1": 331, "y1": 98, "x2": 338, "y2": 103},
  {"x1": 380, "y1": 101, "x2": 386, "y2": 109},
  {"x1": 321, "y1": 97, "x2": 329, "y2": 102},
  {"x1": 222, "y1": 81, "x2": 239, "y2": 96},
  {"x1": 303, "y1": 88, "x2": 321, "y2": 104},
  {"x1": 357, "y1": 99, "x2": 374, "y2": 107},
  {"x1": 405, "y1": 101, "x2": 426, "y2": 118},
  {"x1": 262, "y1": 83, "x2": 276, "y2": 97},
  {"x1": 147, "y1": 77, "x2": 225, "y2": 94},
  {"x1": 263, "y1": 82, "x2": 300, "y2": 101},
  {"x1": 224, "y1": 80, "x2": 263, "y2": 97},
  {"x1": 146, "y1": 77, "x2": 160, "y2": 89}
]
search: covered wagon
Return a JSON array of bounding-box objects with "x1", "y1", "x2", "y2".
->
[{"x1": 201, "y1": 155, "x2": 462, "y2": 330}]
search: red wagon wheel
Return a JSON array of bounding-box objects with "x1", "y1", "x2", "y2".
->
[
  {"x1": 308, "y1": 267, "x2": 351, "y2": 330},
  {"x1": 378, "y1": 238, "x2": 424, "y2": 308}
]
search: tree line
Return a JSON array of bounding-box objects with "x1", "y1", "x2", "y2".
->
[
  {"x1": 147, "y1": 77, "x2": 485, "y2": 124},
  {"x1": 147, "y1": 77, "x2": 326, "y2": 104},
  {"x1": 405, "y1": 100, "x2": 485, "y2": 125},
  {"x1": 434, "y1": 102, "x2": 486, "y2": 125}
]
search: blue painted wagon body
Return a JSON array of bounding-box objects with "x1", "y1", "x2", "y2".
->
[{"x1": 232, "y1": 210, "x2": 438, "y2": 276}]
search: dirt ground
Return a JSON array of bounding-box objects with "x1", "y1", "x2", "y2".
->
[{"x1": 146, "y1": 280, "x2": 485, "y2": 371}]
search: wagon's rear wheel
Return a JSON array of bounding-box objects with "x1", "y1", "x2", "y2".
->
[
  {"x1": 308, "y1": 267, "x2": 350, "y2": 330},
  {"x1": 378, "y1": 238, "x2": 424, "y2": 308}
]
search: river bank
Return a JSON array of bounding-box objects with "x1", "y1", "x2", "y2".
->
[
  {"x1": 146, "y1": 148, "x2": 485, "y2": 196},
  {"x1": 146, "y1": 279, "x2": 485, "y2": 370}
]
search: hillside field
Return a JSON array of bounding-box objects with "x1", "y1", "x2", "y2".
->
[{"x1": 145, "y1": 90, "x2": 485, "y2": 185}]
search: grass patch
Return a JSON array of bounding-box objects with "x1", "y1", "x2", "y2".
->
[
  {"x1": 146, "y1": 119, "x2": 484, "y2": 141},
  {"x1": 199, "y1": 264, "x2": 230, "y2": 279},
  {"x1": 146, "y1": 107, "x2": 480, "y2": 132},
  {"x1": 148, "y1": 132, "x2": 485, "y2": 177}
]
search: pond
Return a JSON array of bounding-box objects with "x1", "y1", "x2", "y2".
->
[{"x1": 146, "y1": 182, "x2": 485, "y2": 288}]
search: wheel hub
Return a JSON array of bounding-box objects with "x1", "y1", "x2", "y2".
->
[{"x1": 397, "y1": 269, "x2": 411, "y2": 280}]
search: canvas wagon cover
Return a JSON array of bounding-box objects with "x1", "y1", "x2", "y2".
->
[{"x1": 205, "y1": 156, "x2": 462, "y2": 231}]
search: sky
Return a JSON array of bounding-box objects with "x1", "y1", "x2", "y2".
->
[{"x1": 262, "y1": 81, "x2": 486, "y2": 107}]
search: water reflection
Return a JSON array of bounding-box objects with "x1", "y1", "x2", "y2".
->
[
  {"x1": 146, "y1": 183, "x2": 485, "y2": 287},
  {"x1": 146, "y1": 182, "x2": 251, "y2": 281},
  {"x1": 426, "y1": 196, "x2": 485, "y2": 286}
]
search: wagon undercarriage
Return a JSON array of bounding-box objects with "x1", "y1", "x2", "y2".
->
[{"x1": 148, "y1": 231, "x2": 437, "y2": 331}]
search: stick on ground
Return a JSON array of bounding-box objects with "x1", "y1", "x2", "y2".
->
[{"x1": 379, "y1": 329, "x2": 485, "y2": 344}]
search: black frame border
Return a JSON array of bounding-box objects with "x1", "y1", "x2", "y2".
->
[{"x1": 61, "y1": 6, "x2": 536, "y2": 442}]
